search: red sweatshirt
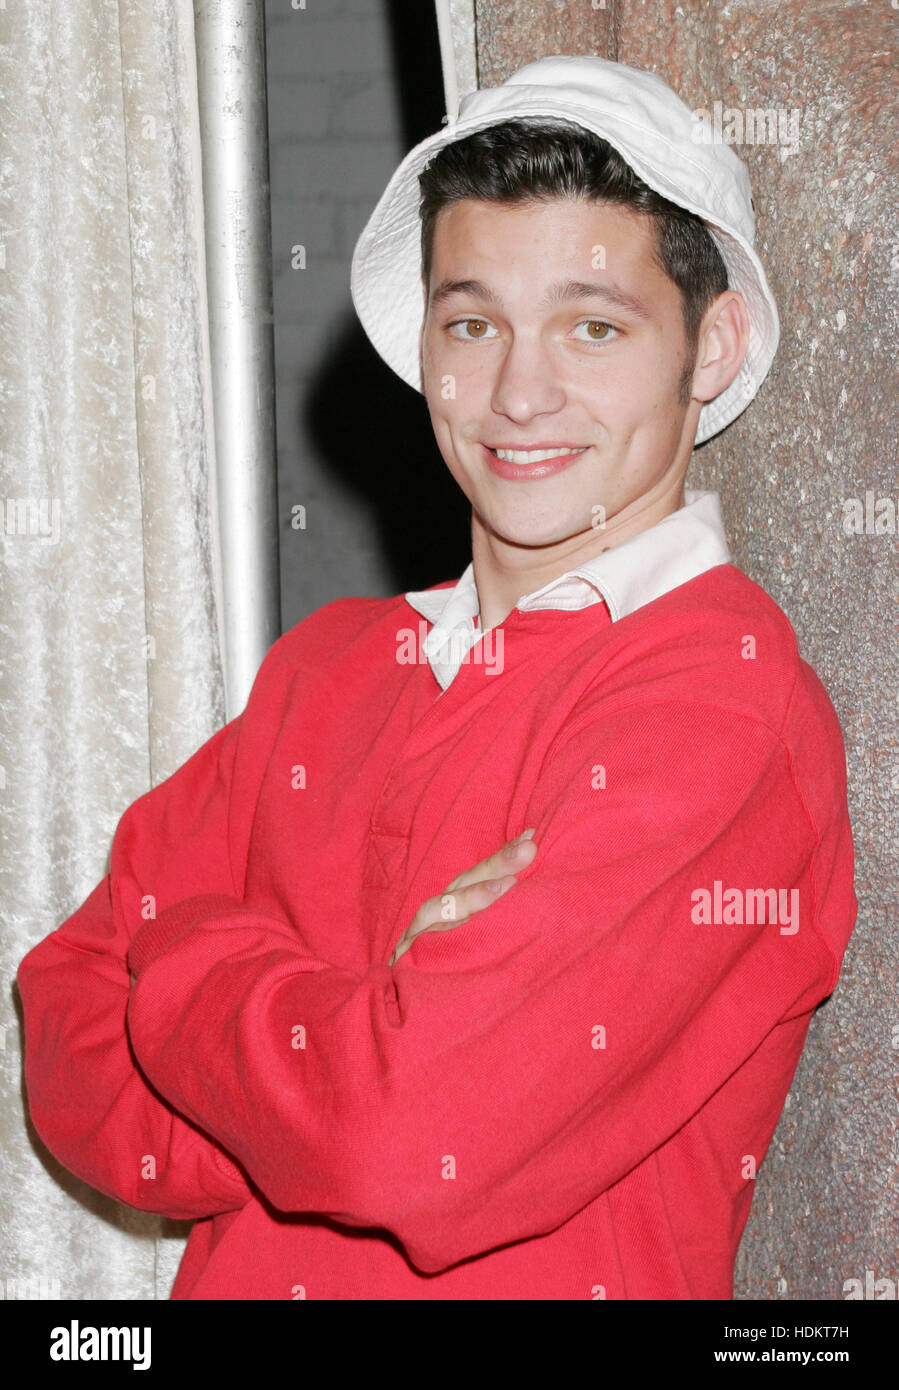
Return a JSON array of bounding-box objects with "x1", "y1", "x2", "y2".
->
[{"x1": 17, "y1": 562, "x2": 856, "y2": 1299}]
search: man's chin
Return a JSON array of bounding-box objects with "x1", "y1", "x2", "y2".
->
[{"x1": 473, "y1": 510, "x2": 589, "y2": 553}]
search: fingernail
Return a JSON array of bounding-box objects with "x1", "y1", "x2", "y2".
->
[{"x1": 488, "y1": 875, "x2": 516, "y2": 893}]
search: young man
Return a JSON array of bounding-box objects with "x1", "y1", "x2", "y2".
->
[{"x1": 18, "y1": 56, "x2": 856, "y2": 1300}]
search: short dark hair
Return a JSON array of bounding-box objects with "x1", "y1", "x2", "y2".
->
[{"x1": 418, "y1": 120, "x2": 730, "y2": 405}]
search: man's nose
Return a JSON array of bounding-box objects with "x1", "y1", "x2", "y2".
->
[{"x1": 489, "y1": 333, "x2": 566, "y2": 422}]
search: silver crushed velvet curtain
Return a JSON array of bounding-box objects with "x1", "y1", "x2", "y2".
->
[{"x1": 1, "y1": 0, "x2": 241, "y2": 1299}]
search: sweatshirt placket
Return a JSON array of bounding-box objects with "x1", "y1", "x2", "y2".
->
[{"x1": 366, "y1": 608, "x2": 548, "y2": 957}]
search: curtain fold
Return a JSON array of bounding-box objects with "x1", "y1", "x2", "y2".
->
[{"x1": 1, "y1": 0, "x2": 224, "y2": 1299}]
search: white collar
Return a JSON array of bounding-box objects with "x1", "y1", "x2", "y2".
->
[{"x1": 405, "y1": 488, "x2": 731, "y2": 689}]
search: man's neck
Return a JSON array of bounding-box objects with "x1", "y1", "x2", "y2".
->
[{"x1": 472, "y1": 475, "x2": 688, "y2": 632}]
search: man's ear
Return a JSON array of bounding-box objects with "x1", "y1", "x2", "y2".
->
[{"x1": 690, "y1": 290, "x2": 751, "y2": 403}]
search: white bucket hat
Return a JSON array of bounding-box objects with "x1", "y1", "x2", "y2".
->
[{"x1": 351, "y1": 54, "x2": 779, "y2": 446}]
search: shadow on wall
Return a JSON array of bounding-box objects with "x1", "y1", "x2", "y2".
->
[{"x1": 302, "y1": 0, "x2": 472, "y2": 595}]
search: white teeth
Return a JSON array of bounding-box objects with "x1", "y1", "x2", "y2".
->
[{"x1": 493, "y1": 446, "x2": 587, "y2": 464}]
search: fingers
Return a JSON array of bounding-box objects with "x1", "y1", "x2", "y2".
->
[
  {"x1": 400, "y1": 876, "x2": 512, "y2": 950},
  {"x1": 446, "y1": 828, "x2": 537, "y2": 892},
  {"x1": 394, "y1": 854, "x2": 535, "y2": 959},
  {"x1": 391, "y1": 876, "x2": 517, "y2": 964},
  {"x1": 389, "y1": 830, "x2": 539, "y2": 966},
  {"x1": 425, "y1": 872, "x2": 518, "y2": 928}
]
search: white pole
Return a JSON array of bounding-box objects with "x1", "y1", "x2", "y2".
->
[
  {"x1": 434, "y1": 0, "x2": 461, "y2": 122},
  {"x1": 195, "y1": 0, "x2": 280, "y2": 720}
]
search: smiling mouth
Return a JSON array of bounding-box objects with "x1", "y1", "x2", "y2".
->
[{"x1": 487, "y1": 446, "x2": 589, "y2": 464}]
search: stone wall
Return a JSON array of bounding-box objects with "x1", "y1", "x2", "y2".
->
[{"x1": 472, "y1": 0, "x2": 898, "y2": 1301}]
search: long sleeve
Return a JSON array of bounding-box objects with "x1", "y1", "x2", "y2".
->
[
  {"x1": 17, "y1": 714, "x2": 256, "y2": 1220},
  {"x1": 124, "y1": 696, "x2": 841, "y2": 1273}
]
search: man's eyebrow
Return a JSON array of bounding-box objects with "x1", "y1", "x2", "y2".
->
[
  {"x1": 545, "y1": 279, "x2": 653, "y2": 320},
  {"x1": 429, "y1": 277, "x2": 653, "y2": 320},
  {"x1": 429, "y1": 278, "x2": 501, "y2": 309}
]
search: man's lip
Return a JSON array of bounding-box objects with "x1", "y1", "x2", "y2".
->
[{"x1": 484, "y1": 443, "x2": 589, "y2": 451}]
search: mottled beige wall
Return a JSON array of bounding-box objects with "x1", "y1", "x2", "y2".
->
[
  {"x1": 474, "y1": 0, "x2": 897, "y2": 1301},
  {"x1": 475, "y1": 0, "x2": 615, "y2": 82}
]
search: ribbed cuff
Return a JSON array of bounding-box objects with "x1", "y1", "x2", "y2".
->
[{"x1": 127, "y1": 893, "x2": 242, "y2": 979}]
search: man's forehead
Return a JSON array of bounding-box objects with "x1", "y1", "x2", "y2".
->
[
  {"x1": 428, "y1": 196, "x2": 659, "y2": 267},
  {"x1": 431, "y1": 193, "x2": 650, "y2": 231},
  {"x1": 426, "y1": 198, "x2": 665, "y2": 316}
]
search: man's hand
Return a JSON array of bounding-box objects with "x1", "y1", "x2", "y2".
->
[{"x1": 389, "y1": 829, "x2": 537, "y2": 965}]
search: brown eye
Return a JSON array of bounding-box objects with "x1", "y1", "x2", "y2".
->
[
  {"x1": 572, "y1": 319, "x2": 619, "y2": 345},
  {"x1": 446, "y1": 318, "x2": 497, "y2": 342}
]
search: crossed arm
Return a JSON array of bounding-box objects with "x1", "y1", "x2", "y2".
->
[
  {"x1": 15, "y1": 696, "x2": 533, "y2": 1228},
  {"x1": 18, "y1": 682, "x2": 833, "y2": 1274}
]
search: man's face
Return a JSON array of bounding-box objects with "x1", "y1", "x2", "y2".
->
[{"x1": 420, "y1": 196, "x2": 706, "y2": 556}]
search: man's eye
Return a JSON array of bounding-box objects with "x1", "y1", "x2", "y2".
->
[
  {"x1": 572, "y1": 320, "x2": 618, "y2": 342},
  {"x1": 447, "y1": 319, "x2": 497, "y2": 340}
]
